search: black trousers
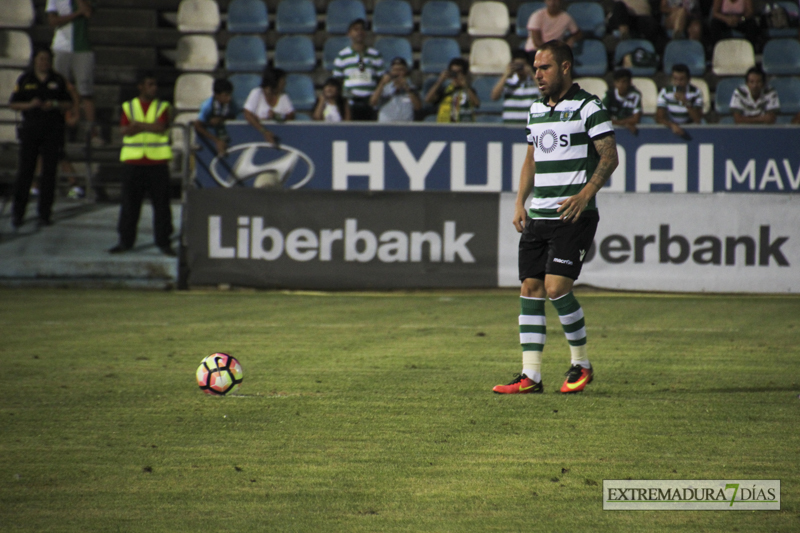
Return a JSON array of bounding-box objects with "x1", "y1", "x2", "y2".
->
[
  {"x1": 12, "y1": 127, "x2": 63, "y2": 224},
  {"x1": 116, "y1": 163, "x2": 173, "y2": 248}
]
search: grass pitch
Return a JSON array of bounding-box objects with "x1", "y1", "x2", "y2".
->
[{"x1": 0, "y1": 288, "x2": 798, "y2": 532}]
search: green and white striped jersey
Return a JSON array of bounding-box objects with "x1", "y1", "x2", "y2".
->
[
  {"x1": 656, "y1": 84, "x2": 703, "y2": 124},
  {"x1": 502, "y1": 73, "x2": 540, "y2": 125},
  {"x1": 525, "y1": 83, "x2": 613, "y2": 219},
  {"x1": 332, "y1": 46, "x2": 384, "y2": 100}
]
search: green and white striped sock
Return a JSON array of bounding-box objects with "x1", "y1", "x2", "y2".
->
[
  {"x1": 519, "y1": 296, "x2": 545, "y2": 382},
  {"x1": 551, "y1": 291, "x2": 590, "y2": 368}
]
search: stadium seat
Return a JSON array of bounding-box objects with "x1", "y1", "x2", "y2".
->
[
  {"x1": 420, "y1": 38, "x2": 461, "y2": 74},
  {"x1": 0, "y1": 107, "x2": 18, "y2": 143},
  {"x1": 226, "y1": 0, "x2": 269, "y2": 34},
  {"x1": 323, "y1": 36, "x2": 352, "y2": 71},
  {"x1": 469, "y1": 38, "x2": 511, "y2": 75},
  {"x1": 572, "y1": 39, "x2": 608, "y2": 77},
  {"x1": 631, "y1": 77, "x2": 658, "y2": 114},
  {"x1": 614, "y1": 39, "x2": 658, "y2": 76},
  {"x1": 284, "y1": 74, "x2": 316, "y2": 112},
  {"x1": 174, "y1": 35, "x2": 219, "y2": 71},
  {"x1": 717, "y1": 114, "x2": 735, "y2": 124},
  {"x1": 692, "y1": 78, "x2": 712, "y2": 114},
  {"x1": 639, "y1": 115, "x2": 656, "y2": 124},
  {"x1": 275, "y1": 0, "x2": 316, "y2": 34},
  {"x1": 171, "y1": 112, "x2": 197, "y2": 151},
  {"x1": 1, "y1": 0, "x2": 34, "y2": 28},
  {"x1": 225, "y1": 35, "x2": 266, "y2": 72},
  {"x1": 566, "y1": 2, "x2": 606, "y2": 39},
  {"x1": 374, "y1": 37, "x2": 413, "y2": 67},
  {"x1": 768, "y1": 1, "x2": 800, "y2": 38},
  {"x1": 326, "y1": 0, "x2": 367, "y2": 34},
  {"x1": 0, "y1": 30, "x2": 32, "y2": 68},
  {"x1": 177, "y1": 0, "x2": 220, "y2": 33},
  {"x1": 762, "y1": 38, "x2": 800, "y2": 76},
  {"x1": 467, "y1": 1, "x2": 510, "y2": 37},
  {"x1": 373, "y1": 0, "x2": 413, "y2": 36},
  {"x1": 770, "y1": 76, "x2": 800, "y2": 114},
  {"x1": 273, "y1": 35, "x2": 316, "y2": 72},
  {"x1": 229, "y1": 73, "x2": 261, "y2": 115},
  {"x1": 711, "y1": 39, "x2": 754, "y2": 76},
  {"x1": 475, "y1": 114, "x2": 503, "y2": 123},
  {"x1": 420, "y1": 1, "x2": 461, "y2": 36},
  {"x1": 663, "y1": 39, "x2": 705, "y2": 77},
  {"x1": 576, "y1": 77, "x2": 607, "y2": 100},
  {"x1": 713, "y1": 77, "x2": 741, "y2": 115},
  {"x1": 472, "y1": 76, "x2": 503, "y2": 114},
  {"x1": 0, "y1": 68, "x2": 24, "y2": 100},
  {"x1": 174, "y1": 73, "x2": 214, "y2": 111},
  {"x1": 293, "y1": 112, "x2": 313, "y2": 121},
  {"x1": 516, "y1": 2, "x2": 544, "y2": 38}
]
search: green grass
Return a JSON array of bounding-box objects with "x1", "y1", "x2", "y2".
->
[{"x1": 0, "y1": 288, "x2": 798, "y2": 532}]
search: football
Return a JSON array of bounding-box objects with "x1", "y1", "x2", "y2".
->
[{"x1": 196, "y1": 353, "x2": 243, "y2": 396}]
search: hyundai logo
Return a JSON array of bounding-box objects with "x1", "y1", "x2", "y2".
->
[{"x1": 209, "y1": 142, "x2": 315, "y2": 189}]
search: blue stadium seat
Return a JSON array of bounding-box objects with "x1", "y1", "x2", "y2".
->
[
  {"x1": 226, "y1": 0, "x2": 268, "y2": 33},
  {"x1": 768, "y1": 2, "x2": 800, "y2": 38},
  {"x1": 229, "y1": 73, "x2": 261, "y2": 115},
  {"x1": 323, "y1": 36, "x2": 352, "y2": 70},
  {"x1": 225, "y1": 35, "x2": 267, "y2": 72},
  {"x1": 516, "y1": 2, "x2": 544, "y2": 38},
  {"x1": 475, "y1": 114, "x2": 503, "y2": 123},
  {"x1": 714, "y1": 77, "x2": 741, "y2": 115},
  {"x1": 420, "y1": 1, "x2": 461, "y2": 36},
  {"x1": 275, "y1": 0, "x2": 316, "y2": 34},
  {"x1": 420, "y1": 38, "x2": 461, "y2": 74},
  {"x1": 717, "y1": 115, "x2": 735, "y2": 124},
  {"x1": 762, "y1": 38, "x2": 800, "y2": 76},
  {"x1": 573, "y1": 39, "x2": 608, "y2": 77},
  {"x1": 472, "y1": 76, "x2": 503, "y2": 113},
  {"x1": 293, "y1": 112, "x2": 313, "y2": 121},
  {"x1": 373, "y1": 0, "x2": 413, "y2": 35},
  {"x1": 374, "y1": 37, "x2": 413, "y2": 67},
  {"x1": 614, "y1": 39, "x2": 658, "y2": 76},
  {"x1": 566, "y1": 2, "x2": 605, "y2": 39},
  {"x1": 770, "y1": 76, "x2": 800, "y2": 114},
  {"x1": 663, "y1": 39, "x2": 705, "y2": 77},
  {"x1": 273, "y1": 35, "x2": 316, "y2": 72},
  {"x1": 326, "y1": 0, "x2": 366, "y2": 34},
  {"x1": 285, "y1": 73, "x2": 316, "y2": 111}
]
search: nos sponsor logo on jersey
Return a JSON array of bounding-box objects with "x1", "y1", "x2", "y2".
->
[{"x1": 532, "y1": 129, "x2": 570, "y2": 153}]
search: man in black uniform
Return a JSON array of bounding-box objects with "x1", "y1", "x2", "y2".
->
[{"x1": 8, "y1": 47, "x2": 72, "y2": 228}]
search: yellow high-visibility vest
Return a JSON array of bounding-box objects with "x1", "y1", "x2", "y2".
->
[{"x1": 119, "y1": 98, "x2": 172, "y2": 162}]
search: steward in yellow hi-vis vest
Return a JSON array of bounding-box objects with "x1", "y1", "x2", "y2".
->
[{"x1": 109, "y1": 70, "x2": 176, "y2": 256}]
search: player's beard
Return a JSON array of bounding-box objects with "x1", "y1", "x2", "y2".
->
[{"x1": 541, "y1": 71, "x2": 565, "y2": 102}]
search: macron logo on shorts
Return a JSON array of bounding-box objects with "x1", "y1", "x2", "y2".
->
[{"x1": 553, "y1": 257, "x2": 574, "y2": 265}]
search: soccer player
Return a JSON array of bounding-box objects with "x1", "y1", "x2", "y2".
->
[
  {"x1": 655, "y1": 63, "x2": 703, "y2": 139},
  {"x1": 493, "y1": 40, "x2": 618, "y2": 395}
]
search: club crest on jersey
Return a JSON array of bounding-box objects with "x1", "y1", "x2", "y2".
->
[{"x1": 560, "y1": 110, "x2": 574, "y2": 122}]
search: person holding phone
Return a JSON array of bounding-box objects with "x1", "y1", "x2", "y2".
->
[
  {"x1": 424, "y1": 57, "x2": 480, "y2": 123},
  {"x1": 369, "y1": 57, "x2": 421, "y2": 123},
  {"x1": 490, "y1": 49, "x2": 540, "y2": 126}
]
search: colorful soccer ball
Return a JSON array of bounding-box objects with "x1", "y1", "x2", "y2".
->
[{"x1": 196, "y1": 353, "x2": 243, "y2": 396}]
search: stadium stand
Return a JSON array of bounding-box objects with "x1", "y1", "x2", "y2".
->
[
  {"x1": 0, "y1": 30, "x2": 32, "y2": 68},
  {"x1": 714, "y1": 77, "x2": 741, "y2": 116},
  {"x1": 174, "y1": 73, "x2": 214, "y2": 111},
  {"x1": 0, "y1": 68, "x2": 23, "y2": 102},
  {"x1": 692, "y1": 78, "x2": 712, "y2": 115},
  {"x1": 420, "y1": 37, "x2": 461, "y2": 74},
  {"x1": 614, "y1": 39, "x2": 658, "y2": 77},
  {"x1": 632, "y1": 77, "x2": 659, "y2": 115},
  {"x1": 475, "y1": 114, "x2": 503, "y2": 123},
  {"x1": 275, "y1": 0, "x2": 317, "y2": 34},
  {"x1": 516, "y1": 2, "x2": 544, "y2": 38},
  {"x1": 576, "y1": 77, "x2": 607, "y2": 100},
  {"x1": 171, "y1": 112, "x2": 197, "y2": 152},
  {"x1": 374, "y1": 37, "x2": 413, "y2": 67},
  {"x1": 1, "y1": 0, "x2": 34, "y2": 29},
  {"x1": 420, "y1": 1, "x2": 462, "y2": 36},
  {"x1": 663, "y1": 39, "x2": 706, "y2": 77},
  {"x1": 226, "y1": 0, "x2": 269, "y2": 34},
  {"x1": 566, "y1": 2, "x2": 606, "y2": 39},
  {"x1": 467, "y1": 2, "x2": 510, "y2": 37},
  {"x1": 472, "y1": 75, "x2": 503, "y2": 113},
  {"x1": 229, "y1": 73, "x2": 262, "y2": 115},
  {"x1": 767, "y1": 1, "x2": 800, "y2": 39},
  {"x1": 762, "y1": 38, "x2": 800, "y2": 76},
  {"x1": 469, "y1": 38, "x2": 511, "y2": 75},
  {"x1": 572, "y1": 39, "x2": 608, "y2": 78},
  {"x1": 225, "y1": 35, "x2": 267, "y2": 72},
  {"x1": 323, "y1": 36, "x2": 352, "y2": 71},
  {"x1": 273, "y1": 35, "x2": 316, "y2": 72},
  {"x1": 176, "y1": 0, "x2": 220, "y2": 33},
  {"x1": 770, "y1": 76, "x2": 800, "y2": 115},
  {"x1": 174, "y1": 35, "x2": 219, "y2": 71},
  {"x1": 373, "y1": 0, "x2": 414, "y2": 36},
  {"x1": 285, "y1": 73, "x2": 316, "y2": 111},
  {"x1": 0, "y1": 107, "x2": 18, "y2": 143},
  {"x1": 325, "y1": 0, "x2": 367, "y2": 34},
  {"x1": 712, "y1": 39, "x2": 755, "y2": 76}
]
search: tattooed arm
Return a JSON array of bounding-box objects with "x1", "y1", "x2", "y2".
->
[{"x1": 556, "y1": 132, "x2": 619, "y2": 223}]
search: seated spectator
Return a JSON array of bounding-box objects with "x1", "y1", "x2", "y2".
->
[
  {"x1": 313, "y1": 77, "x2": 350, "y2": 122},
  {"x1": 243, "y1": 68, "x2": 294, "y2": 145},
  {"x1": 730, "y1": 66, "x2": 780, "y2": 124},
  {"x1": 369, "y1": 57, "x2": 421, "y2": 123},
  {"x1": 655, "y1": 63, "x2": 703, "y2": 138},
  {"x1": 525, "y1": 0, "x2": 582, "y2": 62},
  {"x1": 708, "y1": 0, "x2": 761, "y2": 51},
  {"x1": 332, "y1": 18, "x2": 384, "y2": 121},
  {"x1": 608, "y1": 0, "x2": 668, "y2": 54},
  {"x1": 490, "y1": 49, "x2": 540, "y2": 126},
  {"x1": 424, "y1": 57, "x2": 481, "y2": 123},
  {"x1": 660, "y1": 0, "x2": 703, "y2": 39},
  {"x1": 194, "y1": 78, "x2": 237, "y2": 156},
  {"x1": 603, "y1": 68, "x2": 643, "y2": 134}
]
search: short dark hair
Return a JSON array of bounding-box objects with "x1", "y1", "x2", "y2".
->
[
  {"x1": 261, "y1": 67, "x2": 287, "y2": 90},
  {"x1": 213, "y1": 78, "x2": 233, "y2": 94},
  {"x1": 348, "y1": 18, "x2": 366, "y2": 32},
  {"x1": 613, "y1": 68, "x2": 632, "y2": 81},
  {"x1": 511, "y1": 49, "x2": 529, "y2": 62},
  {"x1": 448, "y1": 57, "x2": 469, "y2": 74},
  {"x1": 390, "y1": 56, "x2": 408, "y2": 67},
  {"x1": 537, "y1": 40, "x2": 573, "y2": 71},
  {"x1": 32, "y1": 46, "x2": 53, "y2": 60},
  {"x1": 323, "y1": 77, "x2": 342, "y2": 90},
  {"x1": 671, "y1": 63, "x2": 691, "y2": 78},
  {"x1": 745, "y1": 66, "x2": 766, "y2": 83},
  {"x1": 136, "y1": 69, "x2": 157, "y2": 85}
]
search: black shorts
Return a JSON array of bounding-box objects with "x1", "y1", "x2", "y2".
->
[{"x1": 519, "y1": 212, "x2": 599, "y2": 281}]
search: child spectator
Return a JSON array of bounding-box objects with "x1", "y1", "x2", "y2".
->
[
  {"x1": 194, "y1": 78, "x2": 237, "y2": 155},
  {"x1": 603, "y1": 68, "x2": 643, "y2": 134},
  {"x1": 313, "y1": 78, "x2": 350, "y2": 122}
]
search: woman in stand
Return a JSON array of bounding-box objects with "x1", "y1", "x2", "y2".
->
[{"x1": 243, "y1": 68, "x2": 295, "y2": 145}]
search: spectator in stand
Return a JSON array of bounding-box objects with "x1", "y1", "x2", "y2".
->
[
  {"x1": 332, "y1": 19, "x2": 384, "y2": 121},
  {"x1": 603, "y1": 68, "x2": 643, "y2": 134},
  {"x1": 243, "y1": 68, "x2": 294, "y2": 145},
  {"x1": 656, "y1": 63, "x2": 703, "y2": 139},
  {"x1": 424, "y1": 57, "x2": 481, "y2": 123},
  {"x1": 729, "y1": 66, "x2": 780, "y2": 124},
  {"x1": 524, "y1": 0, "x2": 582, "y2": 63},
  {"x1": 369, "y1": 57, "x2": 421, "y2": 123},
  {"x1": 708, "y1": 0, "x2": 761, "y2": 51},
  {"x1": 490, "y1": 49, "x2": 540, "y2": 126},
  {"x1": 194, "y1": 78, "x2": 237, "y2": 156},
  {"x1": 660, "y1": 0, "x2": 704, "y2": 39},
  {"x1": 607, "y1": 0, "x2": 668, "y2": 54},
  {"x1": 312, "y1": 78, "x2": 351, "y2": 122}
]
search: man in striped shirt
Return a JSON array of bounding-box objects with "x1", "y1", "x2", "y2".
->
[
  {"x1": 602, "y1": 68, "x2": 642, "y2": 134},
  {"x1": 730, "y1": 66, "x2": 780, "y2": 124},
  {"x1": 332, "y1": 19, "x2": 384, "y2": 121},
  {"x1": 493, "y1": 40, "x2": 618, "y2": 396},
  {"x1": 655, "y1": 63, "x2": 703, "y2": 139},
  {"x1": 490, "y1": 49, "x2": 541, "y2": 125}
]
